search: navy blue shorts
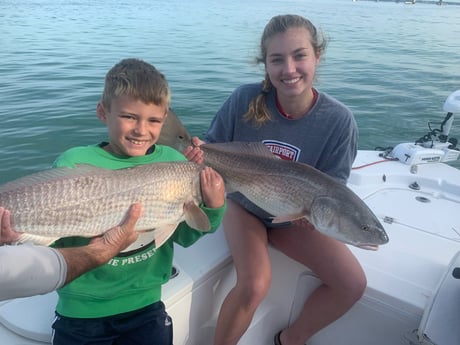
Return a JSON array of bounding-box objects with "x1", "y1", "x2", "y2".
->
[
  {"x1": 51, "y1": 301, "x2": 173, "y2": 345},
  {"x1": 227, "y1": 193, "x2": 292, "y2": 229}
]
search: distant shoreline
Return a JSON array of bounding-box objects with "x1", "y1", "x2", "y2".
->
[{"x1": 353, "y1": 0, "x2": 460, "y2": 6}]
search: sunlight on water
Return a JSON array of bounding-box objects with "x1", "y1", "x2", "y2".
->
[{"x1": 1, "y1": 0, "x2": 460, "y2": 182}]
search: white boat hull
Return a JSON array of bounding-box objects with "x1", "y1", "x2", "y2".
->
[{"x1": 1, "y1": 149, "x2": 460, "y2": 345}]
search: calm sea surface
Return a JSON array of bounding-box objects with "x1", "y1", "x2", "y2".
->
[{"x1": 1, "y1": 0, "x2": 460, "y2": 183}]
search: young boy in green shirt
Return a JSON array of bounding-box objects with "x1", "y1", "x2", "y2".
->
[{"x1": 51, "y1": 58, "x2": 226, "y2": 345}]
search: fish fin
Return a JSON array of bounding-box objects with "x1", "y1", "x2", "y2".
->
[
  {"x1": 16, "y1": 233, "x2": 60, "y2": 246},
  {"x1": 271, "y1": 211, "x2": 309, "y2": 224},
  {"x1": 153, "y1": 224, "x2": 179, "y2": 249},
  {"x1": 119, "y1": 230, "x2": 157, "y2": 253},
  {"x1": 202, "y1": 142, "x2": 278, "y2": 159},
  {"x1": 184, "y1": 201, "x2": 211, "y2": 232}
]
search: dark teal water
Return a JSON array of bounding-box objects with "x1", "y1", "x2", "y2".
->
[{"x1": 1, "y1": 0, "x2": 459, "y2": 182}]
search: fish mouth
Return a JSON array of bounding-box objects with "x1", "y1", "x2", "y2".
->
[{"x1": 356, "y1": 243, "x2": 380, "y2": 251}]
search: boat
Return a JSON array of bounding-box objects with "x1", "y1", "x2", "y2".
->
[{"x1": 1, "y1": 90, "x2": 460, "y2": 345}]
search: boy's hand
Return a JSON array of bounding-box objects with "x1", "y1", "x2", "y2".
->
[
  {"x1": 184, "y1": 136, "x2": 206, "y2": 164},
  {"x1": 200, "y1": 167, "x2": 225, "y2": 209},
  {"x1": 0, "y1": 207, "x2": 21, "y2": 244}
]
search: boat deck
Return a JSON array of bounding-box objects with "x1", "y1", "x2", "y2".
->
[{"x1": 1, "y1": 150, "x2": 459, "y2": 344}]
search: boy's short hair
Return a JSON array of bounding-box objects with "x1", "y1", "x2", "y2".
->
[{"x1": 101, "y1": 58, "x2": 170, "y2": 110}]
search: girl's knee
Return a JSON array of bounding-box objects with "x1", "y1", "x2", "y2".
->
[
  {"x1": 235, "y1": 275, "x2": 270, "y2": 305},
  {"x1": 343, "y1": 269, "x2": 367, "y2": 302},
  {"x1": 324, "y1": 260, "x2": 366, "y2": 303}
]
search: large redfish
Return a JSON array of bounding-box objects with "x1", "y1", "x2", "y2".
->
[
  {"x1": 200, "y1": 142, "x2": 389, "y2": 250},
  {"x1": 0, "y1": 161, "x2": 209, "y2": 248}
]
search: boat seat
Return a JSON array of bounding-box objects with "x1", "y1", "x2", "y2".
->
[{"x1": 405, "y1": 251, "x2": 460, "y2": 345}]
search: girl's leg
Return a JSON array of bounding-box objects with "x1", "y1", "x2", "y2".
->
[
  {"x1": 269, "y1": 221, "x2": 366, "y2": 345},
  {"x1": 214, "y1": 200, "x2": 272, "y2": 345}
]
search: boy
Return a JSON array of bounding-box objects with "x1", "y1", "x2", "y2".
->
[{"x1": 50, "y1": 58, "x2": 226, "y2": 345}]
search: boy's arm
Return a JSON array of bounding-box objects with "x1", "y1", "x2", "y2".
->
[
  {"x1": 173, "y1": 203, "x2": 226, "y2": 248},
  {"x1": 173, "y1": 167, "x2": 226, "y2": 247},
  {"x1": 0, "y1": 204, "x2": 141, "y2": 301}
]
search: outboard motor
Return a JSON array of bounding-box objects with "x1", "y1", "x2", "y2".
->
[
  {"x1": 391, "y1": 90, "x2": 460, "y2": 164},
  {"x1": 441, "y1": 89, "x2": 460, "y2": 139}
]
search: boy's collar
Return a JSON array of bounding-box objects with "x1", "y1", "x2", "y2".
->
[{"x1": 146, "y1": 144, "x2": 156, "y2": 154}]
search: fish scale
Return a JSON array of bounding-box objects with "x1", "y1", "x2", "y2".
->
[
  {"x1": 0, "y1": 161, "x2": 206, "y2": 245},
  {"x1": 1, "y1": 139, "x2": 389, "y2": 249},
  {"x1": 201, "y1": 146, "x2": 316, "y2": 215},
  {"x1": 201, "y1": 142, "x2": 389, "y2": 249}
]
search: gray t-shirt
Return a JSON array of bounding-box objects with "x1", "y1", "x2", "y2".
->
[{"x1": 205, "y1": 82, "x2": 358, "y2": 221}]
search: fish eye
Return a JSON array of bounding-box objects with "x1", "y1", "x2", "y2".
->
[{"x1": 361, "y1": 225, "x2": 369, "y2": 231}]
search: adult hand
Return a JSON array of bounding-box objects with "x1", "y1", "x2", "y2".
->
[
  {"x1": 61, "y1": 203, "x2": 143, "y2": 284},
  {"x1": 0, "y1": 207, "x2": 21, "y2": 244},
  {"x1": 88, "y1": 203, "x2": 142, "y2": 260},
  {"x1": 1, "y1": 204, "x2": 142, "y2": 248}
]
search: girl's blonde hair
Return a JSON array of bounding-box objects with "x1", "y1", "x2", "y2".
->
[{"x1": 244, "y1": 15, "x2": 326, "y2": 126}]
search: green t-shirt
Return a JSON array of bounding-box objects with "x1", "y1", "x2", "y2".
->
[{"x1": 53, "y1": 144, "x2": 226, "y2": 318}]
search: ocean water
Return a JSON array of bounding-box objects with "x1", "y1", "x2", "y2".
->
[{"x1": 1, "y1": 0, "x2": 459, "y2": 183}]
